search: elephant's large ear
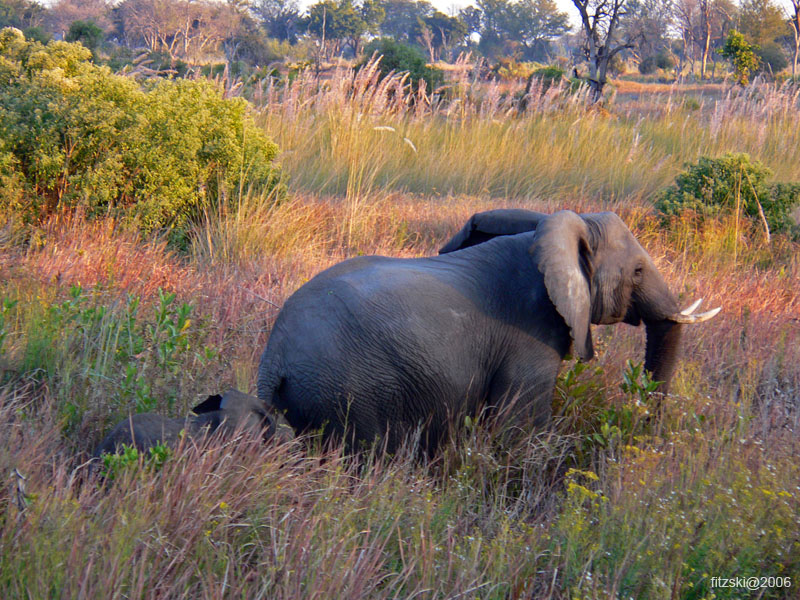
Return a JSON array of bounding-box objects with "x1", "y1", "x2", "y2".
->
[
  {"x1": 192, "y1": 394, "x2": 222, "y2": 414},
  {"x1": 530, "y1": 211, "x2": 594, "y2": 361},
  {"x1": 439, "y1": 209, "x2": 546, "y2": 254}
]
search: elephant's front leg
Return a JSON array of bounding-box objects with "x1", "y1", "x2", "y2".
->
[{"x1": 487, "y1": 360, "x2": 560, "y2": 430}]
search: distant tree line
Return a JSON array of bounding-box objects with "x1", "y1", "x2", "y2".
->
[
  {"x1": 2, "y1": 0, "x2": 799, "y2": 93},
  {"x1": 0, "y1": 0, "x2": 572, "y2": 65}
]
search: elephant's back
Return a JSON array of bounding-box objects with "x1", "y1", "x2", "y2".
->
[{"x1": 258, "y1": 255, "x2": 497, "y2": 444}]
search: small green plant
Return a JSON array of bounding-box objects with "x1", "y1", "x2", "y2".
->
[
  {"x1": 656, "y1": 153, "x2": 800, "y2": 236},
  {"x1": 100, "y1": 444, "x2": 140, "y2": 480},
  {"x1": 719, "y1": 30, "x2": 760, "y2": 85},
  {"x1": 147, "y1": 442, "x2": 172, "y2": 470},
  {"x1": 682, "y1": 96, "x2": 701, "y2": 111},
  {"x1": 100, "y1": 442, "x2": 172, "y2": 480},
  {"x1": 590, "y1": 361, "x2": 659, "y2": 452},
  {"x1": 150, "y1": 289, "x2": 192, "y2": 374},
  {"x1": 554, "y1": 360, "x2": 606, "y2": 425},
  {"x1": 620, "y1": 359, "x2": 661, "y2": 405},
  {"x1": 0, "y1": 298, "x2": 16, "y2": 357},
  {"x1": 7, "y1": 284, "x2": 216, "y2": 430}
]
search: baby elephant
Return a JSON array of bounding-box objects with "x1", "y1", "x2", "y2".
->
[{"x1": 94, "y1": 389, "x2": 293, "y2": 457}]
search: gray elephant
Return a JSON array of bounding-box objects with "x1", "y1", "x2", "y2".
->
[
  {"x1": 258, "y1": 210, "x2": 719, "y2": 453},
  {"x1": 94, "y1": 388, "x2": 293, "y2": 457}
]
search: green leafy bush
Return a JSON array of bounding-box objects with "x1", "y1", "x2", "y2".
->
[
  {"x1": 358, "y1": 37, "x2": 443, "y2": 93},
  {"x1": 656, "y1": 153, "x2": 800, "y2": 235},
  {"x1": 531, "y1": 65, "x2": 565, "y2": 88},
  {"x1": 0, "y1": 28, "x2": 282, "y2": 240},
  {"x1": 491, "y1": 58, "x2": 535, "y2": 80},
  {"x1": 639, "y1": 50, "x2": 675, "y2": 74},
  {"x1": 65, "y1": 19, "x2": 104, "y2": 57},
  {"x1": 755, "y1": 42, "x2": 788, "y2": 76}
]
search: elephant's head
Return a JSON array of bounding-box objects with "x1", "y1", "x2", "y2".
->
[
  {"x1": 443, "y1": 209, "x2": 719, "y2": 391},
  {"x1": 192, "y1": 388, "x2": 294, "y2": 442}
]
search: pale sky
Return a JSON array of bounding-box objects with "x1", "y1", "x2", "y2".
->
[
  {"x1": 295, "y1": 0, "x2": 799, "y2": 30},
  {"x1": 432, "y1": 0, "x2": 579, "y2": 20},
  {"x1": 296, "y1": 0, "x2": 583, "y2": 24}
]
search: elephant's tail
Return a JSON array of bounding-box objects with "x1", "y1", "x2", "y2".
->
[{"x1": 257, "y1": 356, "x2": 284, "y2": 411}]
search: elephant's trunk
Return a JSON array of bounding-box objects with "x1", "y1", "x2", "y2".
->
[
  {"x1": 643, "y1": 319, "x2": 683, "y2": 392},
  {"x1": 642, "y1": 296, "x2": 720, "y2": 392},
  {"x1": 634, "y1": 270, "x2": 714, "y2": 393}
]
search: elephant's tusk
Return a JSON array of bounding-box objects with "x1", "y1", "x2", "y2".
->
[
  {"x1": 680, "y1": 298, "x2": 702, "y2": 316},
  {"x1": 671, "y1": 306, "x2": 721, "y2": 324}
]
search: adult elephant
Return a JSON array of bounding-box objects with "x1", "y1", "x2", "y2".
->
[{"x1": 258, "y1": 210, "x2": 719, "y2": 453}]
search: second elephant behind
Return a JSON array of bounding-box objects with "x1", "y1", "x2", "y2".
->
[{"x1": 94, "y1": 388, "x2": 294, "y2": 458}]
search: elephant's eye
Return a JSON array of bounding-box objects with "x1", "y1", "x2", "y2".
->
[{"x1": 633, "y1": 266, "x2": 644, "y2": 278}]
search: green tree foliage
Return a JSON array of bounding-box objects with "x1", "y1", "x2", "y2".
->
[
  {"x1": 306, "y1": 0, "x2": 383, "y2": 56},
  {"x1": 638, "y1": 50, "x2": 674, "y2": 74},
  {"x1": 0, "y1": 28, "x2": 281, "y2": 238},
  {"x1": 718, "y1": 29, "x2": 760, "y2": 85},
  {"x1": 0, "y1": 0, "x2": 42, "y2": 29},
  {"x1": 755, "y1": 41, "x2": 788, "y2": 75},
  {"x1": 370, "y1": 1, "x2": 467, "y2": 61},
  {"x1": 115, "y1": 0, "x2": 242, "y2": 65},
  {"x1": 457, "y1": 5, "x2": 482, "y2": 40},
  {"x1": 474, "y1": 0, "x2": 511, "y2": 59},
  {"x1": 624, "y1": 0, "x2": 673, "y2": 63},
  {"x1": 508, "y1": 0, "x2": 570, "y2": 59},
  {"x1": 656, "y1": 153, "x2": 800, "y2": 235},
  {"x1": 473, "y1": 0, "x2": 569, "y2": 61},
  {"x1": 252, "y1": 0, "x2": 302, "y2": 43},
  {"x1": 359, "y1": 36, "x2": 443, "y2": 91},
  {"x1": 417, "y1": 10, "x2": 467, "y2": 61},
  {"x1": 65, "y1": 19, "x2": 103, "y2": 56},
  {"x1": 737, "y1": 0, "x2": 786, "y2": 47},
  {"x1": 378, "y1": 0, "x2": 432, "y2": 43}
]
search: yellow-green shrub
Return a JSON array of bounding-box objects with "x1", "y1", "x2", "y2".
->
[{"x1": 0, "y1": 28, "x2": 281, "y2": 240}]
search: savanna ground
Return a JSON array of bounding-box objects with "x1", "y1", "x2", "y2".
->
[{"x1": 1, "y1": 65, "x2": 799, "y2": 598}]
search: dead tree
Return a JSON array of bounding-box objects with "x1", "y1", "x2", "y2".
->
[{"x1": 572, "y1": 0, "x2": 635, "y2": 102}]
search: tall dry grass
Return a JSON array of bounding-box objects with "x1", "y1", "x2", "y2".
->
[
  {"x1": 2, "y1": 189, "x2": 798, "y2": 597},
  {"x1": 256, "y1": 62, "x2": 800, "y2": 203}
]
